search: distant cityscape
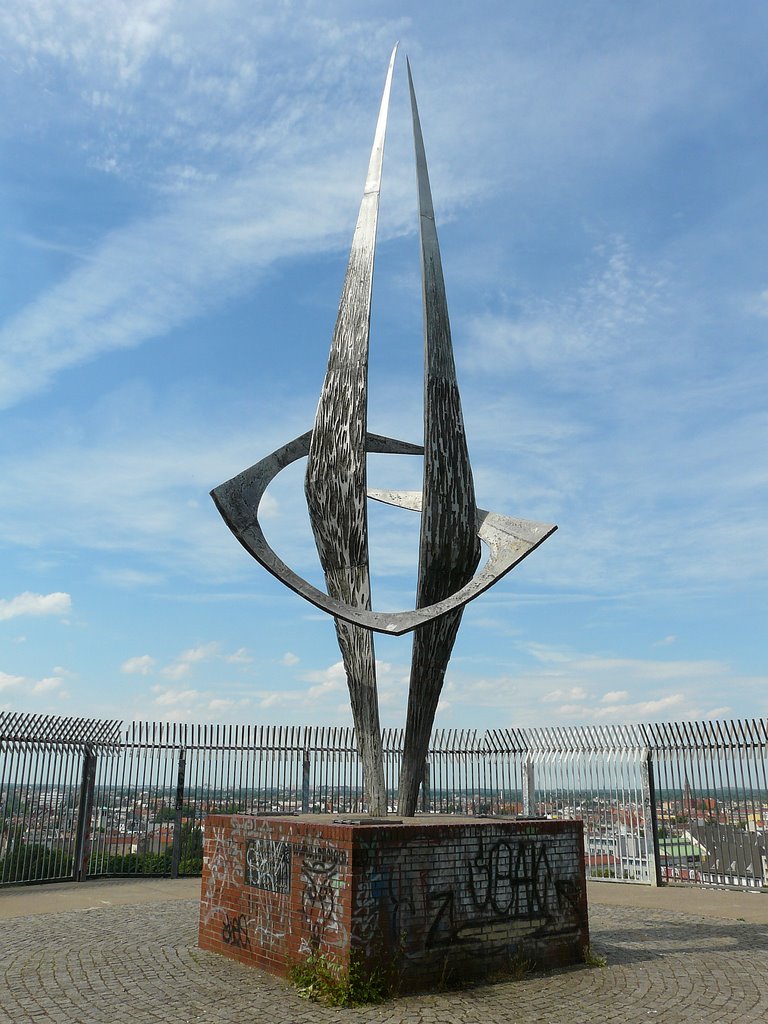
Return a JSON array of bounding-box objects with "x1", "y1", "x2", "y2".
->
[{"x1": 3, "y1": 780, "x2": 767, "y2": 889}]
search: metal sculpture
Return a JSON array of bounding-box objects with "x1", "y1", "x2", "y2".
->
[{"x1": 211, "y1": 46, "x2": 556, "y2": 816}]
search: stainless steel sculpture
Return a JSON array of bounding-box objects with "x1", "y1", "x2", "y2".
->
[{"x1": 211, "y1": 46, "x2": 557, "y2": 816}]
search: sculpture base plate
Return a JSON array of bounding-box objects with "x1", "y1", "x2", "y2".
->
[{"x1": 198, "y1": 814, "x2": 589, "y2": 993}]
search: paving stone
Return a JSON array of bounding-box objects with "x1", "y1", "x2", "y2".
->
[{"x1": 1, "y1": 898, "x2": 767, "y2": 1023}]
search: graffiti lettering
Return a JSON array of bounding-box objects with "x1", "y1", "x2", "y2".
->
[
  {"x1": 555, "y1": 877, "x2": 582, "y2": 916},
  {"x1": 469, "y1": 839, "x2": 553, "y2": 920},
  {"x1": 425, "y1": 889, "x2": 455, "y2": 949},
  {"x1": 222, "y1": 913, "x2": 250, "y2": 949},
  {"x1": 300, "y1": 855, "x2": 347, "y2": 950},
  {"x1": 244, "y1": 886, "x2": 290, "y2": 946},
  {"x1": 246, "y1": 838, "x2": 291, "y2": 893},
  {"x1": 201, "y1": 825, "x2": 242, "y2": 924},
  {"x1": 296, "y1": 841, "x2": 348, "y2": 865}
]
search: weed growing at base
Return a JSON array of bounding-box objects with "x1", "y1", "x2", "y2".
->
[
  {"x1": 584, "y1": 945, "x2": 607, "y2": 968},
  {"x1": 289, "y1": 952, "x2": 390, "y2": 1007}
]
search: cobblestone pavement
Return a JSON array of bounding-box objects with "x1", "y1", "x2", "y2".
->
[{"x1": 1, "y1": 897, "x2": 767, "y2": 1024}]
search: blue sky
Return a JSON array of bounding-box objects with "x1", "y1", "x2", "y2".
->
[{"x1": 1, "y1": 1, "x2": 766, "y2": 732}]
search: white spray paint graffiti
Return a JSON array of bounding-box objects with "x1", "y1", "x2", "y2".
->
[
  {"x1": 223, "y1": 818, "x2": 298, "y2": 947},
  {"x1": 201, "y1": 824, "x2": 243, "y2": 924}
]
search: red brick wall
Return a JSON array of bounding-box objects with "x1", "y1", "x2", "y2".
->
[
  {"x1": 199, "y1": 815, "x2": 355, "y2": 973},
  {"x1": 198, "y1": 815, "x2": 588, "y2": 991}
]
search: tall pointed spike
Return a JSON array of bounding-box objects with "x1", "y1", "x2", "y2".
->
[
  {"x1": 303, "y1": 47, "x2": 398, "y2": 819},
  {"x1": 397, "y1": 57, "x2": 480, "y2": 817}
]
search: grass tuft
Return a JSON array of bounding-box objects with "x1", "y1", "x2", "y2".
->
[
  {"x1": 583, "y1": 944, "x2": 607, "y2": 968},
  {"x1": 290, "y1": 951, "x2": 390, "y2": 1007}
]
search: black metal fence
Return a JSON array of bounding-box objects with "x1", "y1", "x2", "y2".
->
[{"x1": 1, "y1": 712, "x2": 766, "y2": 891}]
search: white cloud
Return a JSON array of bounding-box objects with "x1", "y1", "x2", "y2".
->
[
  {"x1": 259, "y1": 691, "x2": 301, "y2": 709},
  {"x1": 160, "y1": 642, "x2": 218, "y2": 679},
  {"x1": 297, "y1": 657, "x2": 407, "y2": 720},
  {"x1": 146, "y1": 683, "x2": 252, "y2": 721},
  {"x1": 0, "y1": 3, "x2": 724, "y2": 415},
  {"x1": 588, "y1": 692, "x2": 686, "y2": 720},
  {"x1": 226, "y1": 647, "x2": 253, "y2": 664},
  {"x1": 747, "y1": 287, "x2": 768, "y2": 318},
  {"x1": 208, "y1": 698, "x2": 235, "y2": 712},
  {"x1": 0, "y1": 414, "x2": 299, "y2": 580},
  {"x1": 0, "y1": 591, "x2": 71, "y2": 621},
  {"x1": 0, "y1": 182, "x2": 347, "y2": 410},
  {"x1": 0, "y1": 669, "x2": 66, "y2": 698},
  {"x1": 440, "y1": 642, "x2": 768, "y2": 728},
  {"x1": 461, "y1": 238, "x2": 667, "y2": 380},
  {"x1": 0, "y1": 671, "x2": 25, "y2": 692},
  {"x1": 96, "y1": 568, "x2": 165, "y2": 588},
  {"x1": 304, "y1": 661, "x2": 347, "y2": 700},
  {"x1": 542, "y1": 686, "x2": 588, "y2": 704},
  {"x1": 32, "y1": 677, "x2": 63, "y2": 694},
  {"x1": 280, "y1": 651, "x2": 300, "y2": 666},
  {"x1": 179, "y1": 642, "x2": 218, "y2": 664},
  {"x1": 121, "y1": 654, "x2": 156, "y2": 676},
  {"x1": 653, "y1": 635, "x2": 677, "y2": 648},
  {"x1": 601, "y1": 690, "x2": 630, "y2": 704},
  {"x1": 161, "y1": 662, "x2": 191, "y2": 681},
  {"x1": 154, "y1": 687, "x2": 200, "y2": 707}
]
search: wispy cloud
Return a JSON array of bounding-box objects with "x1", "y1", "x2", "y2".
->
[
  {"x1": 0, "y1": 5, "x2": 415, "y2": 412},
  {"x1": 160, "y1": 642, "x2": 219, "y2": 679},
  {"x1": 442, "y1": 642, "x2": 764, "y2": 726},
  {"x1": 226, "y1": 647, "x2": 253, "y2": 665},
  {"x1": 0, "y1": 408, "x2": 296, "y2": 579},
  {"x1": 121, "y1": 654, "x2": 156, "y2": 676},
  {"x1": 461, "y1": 237, "x2": 668, "y2": 381},
  {"x1": 0, "y1": 1, "x2": 735, "y2": 414},
  {"x1": 148, "y1": 683, "x2": 253, "y2": 722}
]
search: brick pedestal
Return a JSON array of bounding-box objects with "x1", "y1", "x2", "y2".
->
[{"x1": 198, "y1": 814, "x2": 589, "y2": 992}]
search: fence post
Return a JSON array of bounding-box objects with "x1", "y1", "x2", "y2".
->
[
  {"x1": 644, "y1": 748, "x2": 663, "y2": 887},
  {"x1": 522, "y1": 755, "x2": 535, "y2": 815},
  {"x1": 420, "y1": 759, "x2": 431, "y2": 813},
  {"x1": 73, "y1": 746, "x2": 97, "y2": 882},
  {"x1": 170, "y1": 747, "x2": 187, "y2": 878},
  {"x1": 301, "y1": 750, "x2": 311, "y2": 813}
]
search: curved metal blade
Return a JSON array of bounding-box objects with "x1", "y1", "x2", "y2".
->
[
  {"x1": 303, "y1": 43, "x2": 399, "y2": 815},
  {"x1": 399, "y1": 57, "x2": 482, "y2": 813}
]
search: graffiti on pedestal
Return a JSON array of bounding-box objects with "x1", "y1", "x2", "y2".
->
[
  {"x1": 352, "y1": 834, "x2": 582, "y2": 958},
  {"x1": 201, "y1": 825, "x2": 243, "y2": 925},
  {"x1": 239, "y1": 825, "x2": 293, "y2": 946},
  {"x1": 298, "y1": 842, "x2": 348, "y2": 953},
  {"x1": 246, "y1": 837, "x2": 291, "y2": 893},
  {"x1": 469, "y1": 838, "x2": 553, "y2": 920},
  {"x1": 222, "y1": 912, "x2": 251, "y2": 949}
]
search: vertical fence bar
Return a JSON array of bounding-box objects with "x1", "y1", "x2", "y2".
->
[
  {"x1": 170, "y1": 747, "x2": 187, "y2": 879},
  {"x1": 420, "y1": 759, "x2": 431, "y2": 814},
  {"x1": 73, "y1": 747, "x2": 97, "y2": 882},
  {"x1": 522, "y1": 755, "x2": 535, "y2": 816},
  {"x1": 301, "y1": 747, "x2": 310, "y2": 813},
  {"x1": 644, "y1": 747, "x2": 663, "y2": 887}
]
